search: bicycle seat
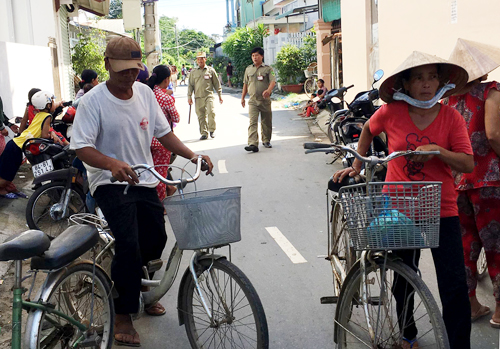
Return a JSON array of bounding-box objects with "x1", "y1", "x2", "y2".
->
[
  {"x1": 0, "y1": 230, "x2": 51, "y2": 262},
  {"x1": 31, "y1": 225, "x2": 98, "y2": 271}
]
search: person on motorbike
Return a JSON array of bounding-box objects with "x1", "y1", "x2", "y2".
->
[
  {"x1": 333, "y1": 51, "x2": 473, "y2": 349},
  {"x1": 0, "y1": 91, "x2": 62, "y2": 198},
  {"x1": 70, "y1": 36, "x2": 213, "y2": 347}
]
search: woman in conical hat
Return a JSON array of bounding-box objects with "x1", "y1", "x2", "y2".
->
[
  {"x1": 446, "y1": 38, "x2": 500, "y2": 329},
  {"x1": 334, "y1": 51, "x2": 473, "y2": 348}
]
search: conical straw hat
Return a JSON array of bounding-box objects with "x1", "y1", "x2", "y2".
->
[
  {"x1": 449, "y1": 38, "x2": 500, "y2": 82},
  {"x1": 379, "y1": 51, "x2": 469, "y2": 103}
]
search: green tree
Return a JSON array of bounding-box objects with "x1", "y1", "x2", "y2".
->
[
  {"x1": 302, "y1": 29, "x2": 317, "y2": 66},
  {"x1": 72, "y1": 30, "x2": 109, "y2": 82},
  {"x1": 106, "y1": 0, "x2": 122, "y2": 19},
  {"x1": 274, "y1": 44, "x2": 306, "y2": 84},
  {"x1": 222, "y1": 23, "x2": 268, "y2": 84}
]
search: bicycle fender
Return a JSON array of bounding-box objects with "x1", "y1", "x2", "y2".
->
[
  {"x1": 32, "y1": 167, "x2": 78, "y2": 185},
  {"x1": 177, "y1": 254, "x2": 226, "y2": 326}
]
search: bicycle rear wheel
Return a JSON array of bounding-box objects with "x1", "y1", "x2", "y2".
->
[
  {"x1": 26, "y1": 262, "x2": 114, "y2": 349},
  {"x1": 304, "y1": 78, "x2": 316, "y2": 97},
  {"x1": 181, "y1": 258, "x2": 269, "y2": 348},
  {"x1": 330, "y1": 196, "x2": 355, "y2": 295},
  {"x1": 335, "y1": 257, "x2": 448, "y2": 349}
]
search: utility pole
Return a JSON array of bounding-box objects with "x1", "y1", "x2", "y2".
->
[{"x1": 144, "y1": 0, "x2": 160, "y2": 72}]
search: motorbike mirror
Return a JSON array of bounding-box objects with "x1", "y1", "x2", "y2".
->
[{"x1": 373, "y1": 69, "x2": 384, "y2": 83}]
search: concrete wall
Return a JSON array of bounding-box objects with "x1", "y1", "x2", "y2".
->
[
  {"x1": 341, "y1": 0, "x2": 500, "y2": 95},
  {"x1": 0, "y1": 0, "x2": 56, "y2": 47},
  {"x1": 0, "y1": 41, "x2": 54, "y2": 118},
  {"x1": 340, "y1": 0, "x2": 371, "y2": 96}
]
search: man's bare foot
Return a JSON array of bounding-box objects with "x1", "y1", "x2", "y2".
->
[{"x1": 114, "y1": 314, "x2": 141, "y2": 347}]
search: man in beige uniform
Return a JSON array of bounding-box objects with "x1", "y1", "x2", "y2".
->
[
  {"x1": 241, "y1": 47, "x2": 276, "y2": 152},
  {"x1": 188, "y1": 52, "x2": 223, "y2": 140}
]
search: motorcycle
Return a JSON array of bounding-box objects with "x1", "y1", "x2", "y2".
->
[
  {"x1": 320, "y1": 69, "x2": 388, "y2": 168},
  {"x1": 22, "y1": 138, "x2": 86, "y2": 239}
]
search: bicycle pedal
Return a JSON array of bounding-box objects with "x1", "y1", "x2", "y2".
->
[
  {"x1": 368, "y1": 297, "x2": 383, "y2": 306},
  {"x1": 147, "y1": 259, "x2": 163, "y2": 274},
  {"x1": 79, "y1": 333, "x2": 101, "y2": 347},
  {"x1": 320, "y1": 296, "x2": 338, "y2": 304}
]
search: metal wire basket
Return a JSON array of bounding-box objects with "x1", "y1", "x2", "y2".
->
[
  {"x1": 339, "y1": 182, "x2": 442, "y2": 251},
  {"x1": 163, "y1": 187, "x2": 241, "y2": 250}
]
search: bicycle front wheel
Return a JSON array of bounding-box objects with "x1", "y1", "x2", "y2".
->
[
  {"x1": 304, "y1": 78, "x2": 316, "y2": 97},
  {"x1": 26, "y1": 182, "x2": 86, "y2": 239},
  {"x1": 26, "y1": 262, "x2": 114, "y2": 349},
  {"x1": 181, "y1": 258, "x2": 269, "y2": 349},
  {"x1": 335, "y1": 257, "x2": 448, "y2": 349}
]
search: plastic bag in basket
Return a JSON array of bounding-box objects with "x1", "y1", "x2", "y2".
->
[{"x1": 367, "y1": 196, "x2": 424, "y2": 248}]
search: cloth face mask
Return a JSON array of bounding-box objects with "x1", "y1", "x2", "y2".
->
[{"x1": 392, "y1": 83, "x2": 456, "y2": 109}]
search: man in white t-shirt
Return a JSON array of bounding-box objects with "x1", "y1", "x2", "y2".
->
[{"x1": 71, "y1": 36, "x2": 213, "y2": 347}]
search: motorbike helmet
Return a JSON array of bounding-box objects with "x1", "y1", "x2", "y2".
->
[{"x1": 31, "y1": 91, "x2": 55, "y2": 110}]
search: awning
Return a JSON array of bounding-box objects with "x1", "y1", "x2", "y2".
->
[{"x1": 275, "y1": 4, "x2": 319, "y2": 20}]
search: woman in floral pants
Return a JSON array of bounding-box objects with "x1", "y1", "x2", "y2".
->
[{"x1": 447, "y1": 38, "x2": 500, "y2": 328}]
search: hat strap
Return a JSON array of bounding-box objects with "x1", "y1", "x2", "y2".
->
[{"x1": 393, "y1": 83, "x2": 455, "y2": 109}]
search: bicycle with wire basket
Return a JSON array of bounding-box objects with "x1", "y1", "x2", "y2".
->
[
  {"x1": 71, "y1": 156, "x2": 269, "y2": 349},
  {"x1": 304, "y1": 143, "x2": 449, "y2": 349},
  {"x1": 304, "y1": 62, "x2": 318, "y2": 98},
  {"x1": 0, "y1": 223, "x2": 114, "y2": 348}
]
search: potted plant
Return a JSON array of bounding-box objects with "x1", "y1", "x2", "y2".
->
[{"x1": 274, "y1": 44, "x2": 306, "y2": 93}]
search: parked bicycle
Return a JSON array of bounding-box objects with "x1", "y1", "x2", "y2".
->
[
  {"x1": 304, "y1": 62, "x2": 318, "y2": 97},
  {"x1": 0, "y1": 225, "x2": 114, "y2": 348},
  {"x1": 305, "y1": 142, "x2": 449, "y2": 348},
  {"x1": 72, "y1": 156, "x2": 269, "y2": 348}
]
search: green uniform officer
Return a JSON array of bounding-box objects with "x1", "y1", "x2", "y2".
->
[
  {"x1": 241, "y1": 47, "x2": 276, "y2": 152},
  {"x1": 187, "y1": 52, "x2": 223, "y2": 140}
]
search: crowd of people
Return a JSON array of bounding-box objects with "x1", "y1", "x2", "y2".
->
[{"x1": 1, "y1": 32, "x2": 500, "y2": 347}]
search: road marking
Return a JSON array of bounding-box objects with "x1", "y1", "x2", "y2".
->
[
  {"x1": 218, "y1": 160, "x2": 228, "y2": 174},
  {"x1": 265, "y1": 227, "x2": 307, "y2": 264}
]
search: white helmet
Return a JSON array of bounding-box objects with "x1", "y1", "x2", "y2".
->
[{"x1": 31, "y1": 91, "x2": 55, "y2": 110}]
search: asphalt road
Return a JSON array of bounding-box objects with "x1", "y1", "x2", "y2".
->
[{"x1": 119, "y1": 85, "x2": 500, "y2": 348}]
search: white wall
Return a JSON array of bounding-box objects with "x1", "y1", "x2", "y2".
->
[
  {"x1": 0, "y1": 0, "x2": 56, "y2": 47},
  {"x1": 340, "y1": 0, "x2": 371, "y2": 96},
  {"x1": 0, "y1": 41, "x2": 54, "y2": 118},
  {"x1": 341, "y1": 0, "x2": 500, "y2": 95},
  {"x1": 378, "y1": 0, "x2": 500, "y2": 83}
]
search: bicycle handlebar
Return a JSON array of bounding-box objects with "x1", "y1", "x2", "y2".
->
[
  {"x1": 110, "y1": 155, "x2": 206, "y2": 190},
  {"x1": 303, "y1": 142, "x2": 440, "y2": 166}
]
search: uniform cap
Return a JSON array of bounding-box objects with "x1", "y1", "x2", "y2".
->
[
  {"x1": 105, "y1": 36, "x2": 145, "y2": 72},
  {"x1": 379, "y1": 51, "x2": 468, "y2": 103},
  {"x1": 196, "y1": 52, "x2": 207, "y2": 58},
  {"x1": 449, "y1": 38, "x2": 500, "y2": 82}
]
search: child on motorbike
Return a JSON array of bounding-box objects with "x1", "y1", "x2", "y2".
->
[
  {"x1": 333, "y1": 52, "x2": 473, "y2": 349},
  {"x1": 0, "y1": 91, "x2": 63, "y2": 198}
]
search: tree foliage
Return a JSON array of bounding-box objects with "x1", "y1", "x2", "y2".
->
[
  {"x1": 274, "y1": 44, "x2": 306, "y2": 85},
  {"x1": 105, "y1": 0, "x2": 123, "y2": 19},
  {"x1": 302, "y1": 29, "x2": 317, "y2": 67},
  {"x1": 72, "y1": 30, "x2": 109, "y2": 82},
  {"x1": 159, "y1": 16, "x2": 215, "y2": 60},
  {"x1": 222, "y1": 24, "x2": 268, "y2": 84}
]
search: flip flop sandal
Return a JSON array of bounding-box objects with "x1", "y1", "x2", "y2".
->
[
  {"x1": 490, "y1": 319, "x2": 500, "y2": 329},
  {"x1": 402, "y1": 337, "x2": 419, "y2": 348},
  {"x1": 471, "y1": 305, "x2": 491, "y2": 322},
  {"x1": 114, "y1": 333, "x2": 141, "y2": 347},
  {"x1": 145, "y1": 302, "x2": 166, "y2": 316},
  {"x1": 0, "y1": 193, "x2": 18, "y2": 199},
  {"x1": 13, "y1": 191, "x2": 28, "y2": 199}
]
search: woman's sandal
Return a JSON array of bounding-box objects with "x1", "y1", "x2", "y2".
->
[
  {"x1": 145, "y1": 302, "x2": 166, "y2": 316},
  {"x1": 471, "y1": 305, "x2": 490, "y2": 322},
  {"x1": 114, "y1": 332, "x2": 141, "y2": 347},
  {"x1": 490, "y1": 318, "x2": 500, "y2": 329},
  {"x1": 402, "y1": 337, "x2": 419, "y2": 349}
]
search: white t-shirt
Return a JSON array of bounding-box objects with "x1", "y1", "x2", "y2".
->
[{"x1": 70, "y1": 82, "x2": 171, "y2": 194}]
